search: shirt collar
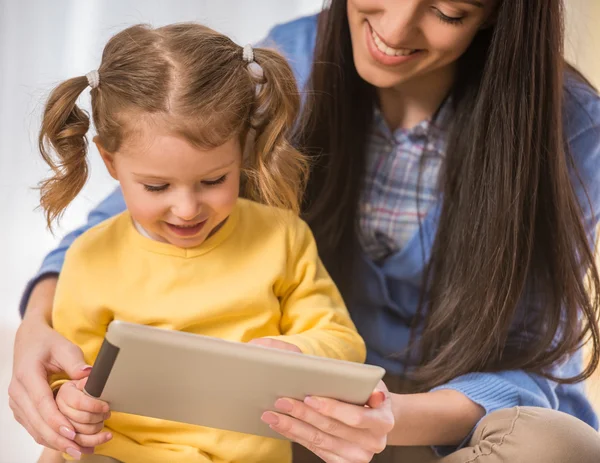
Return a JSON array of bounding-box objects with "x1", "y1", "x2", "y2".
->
[{"x1": 372, "y1": 97, "x2": 452, "y2": 153}]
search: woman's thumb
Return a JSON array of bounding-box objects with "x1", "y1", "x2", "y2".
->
[
  {"x1": 52, "y1": 342, "x2": 92, "y2": 380},
  {"x1": 75, "y1": 376, "x2": 89, "y2": 392},
  {"x1": 367, "y1": 380, "x2": 390, "y2": 408}
]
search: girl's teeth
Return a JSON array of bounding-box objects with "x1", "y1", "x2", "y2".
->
[{"x1": 371, "y1": 30, "x2": 415, "y2": 57}]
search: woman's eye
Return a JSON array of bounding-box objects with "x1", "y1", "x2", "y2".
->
[{"x1": 433, "y1": 8, "x2": 465, "y2": 26}]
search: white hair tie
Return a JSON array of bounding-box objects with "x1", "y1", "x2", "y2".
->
[
  {"x1": 86, "y1": 70, "x2": 100, "y2": 89},
  {"x1": 242, "y1": 44, "x2": 254, "y2": 63}
]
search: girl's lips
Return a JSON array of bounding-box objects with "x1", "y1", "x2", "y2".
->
[{"x1": 166, "y1": 220, "x2": 206, "y2": 237}]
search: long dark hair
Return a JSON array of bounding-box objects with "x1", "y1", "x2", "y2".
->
[{"x1": 299, "y1": 0, "x2": 600, "y2": 389}]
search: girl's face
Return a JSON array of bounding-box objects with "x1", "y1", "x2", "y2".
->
[
  {"x1": 97, "y1": 124, "x2": 241, "y2": 249},
  {"x1": 347, "y1": 0, "x2": 497, "y2": 90}
]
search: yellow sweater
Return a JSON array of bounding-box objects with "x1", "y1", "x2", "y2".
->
[{"x1": 52, "y1": 199, "x2": 365, "y2": 463}]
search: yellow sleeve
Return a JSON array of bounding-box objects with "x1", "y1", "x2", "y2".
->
[
  {"x1": 271, "y1": 217, "x2": 366, "y2": 363},
  {"x1": 50, "y1": 243, "x2": 113, "y2": 390}
]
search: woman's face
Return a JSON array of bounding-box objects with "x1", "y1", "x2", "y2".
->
[{"x1": 347, "y1": 0, "x2": 497, "y2": 90}]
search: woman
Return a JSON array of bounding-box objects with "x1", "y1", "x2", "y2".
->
[{"x1": 10, "y1": 0, "x2": 600, "y2": 461}]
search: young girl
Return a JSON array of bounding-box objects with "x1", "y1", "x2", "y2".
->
[{"x1": 35, "y1": 23, "x2": 365, "y2": 463}]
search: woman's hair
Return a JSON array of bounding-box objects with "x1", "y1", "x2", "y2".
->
[
  {"x1": 300, "y1": 0, "x2": 600, "y2": 389},
  {"x1": 39, "y1": 23, "x2": 308, "y2": 226}
]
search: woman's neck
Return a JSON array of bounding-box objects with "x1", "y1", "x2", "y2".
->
[{"x1": 377, "y1": 63, "x2": 456, "y2": 130}]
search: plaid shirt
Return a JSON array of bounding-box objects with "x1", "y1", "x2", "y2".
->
[{"x1": 358, "y1": 107, "x2": 448, "y2": 262}]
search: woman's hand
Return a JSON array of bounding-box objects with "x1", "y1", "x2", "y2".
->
[
  {"x1": 9, "y1": 278, "x2": 96, "y2": 459},
  {"x1": 262, "y1": 381, "x2": 394, "y2": 463}
]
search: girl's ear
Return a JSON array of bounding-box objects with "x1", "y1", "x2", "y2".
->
[{"x1": 94, "y1": 136, "x2": 118, "y2": 180}]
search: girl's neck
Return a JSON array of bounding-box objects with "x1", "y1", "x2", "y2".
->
[{"x1": 377, "y1": 63, "x2": 456, "y2": 130}]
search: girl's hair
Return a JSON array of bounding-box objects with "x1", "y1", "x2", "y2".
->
[
  {"x1": 39, "y1": 23, "x2": 308, "y2": 226},
  {"x1": 300, "y1": 0, "x2": 600, "y2": 389}
]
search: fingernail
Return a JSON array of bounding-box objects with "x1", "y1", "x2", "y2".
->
[
  {"x1": 66, "y1": 447, "x2": 82, "y2": 460},
  {"x1": 105, "y1": 411, "x2": 112, "y2": 420},
  {"x1": 59, "y1": 426, "x2": 76, "y2": 440},
  {"x1": 106, "y1": 432, "x2": 113, "y2": 441},
  {"x1": 304, "y1": 396, "x2": 321, "y2": 410},
  {"x1": 274, "y1": 399, "x2": 293, "y2": 413},
  {"x1": 81, "y1": 365, "x2": 93, "y2": 372},
  {"x1": 261, "y1": 412, "x2": 279, "y2": 426}
]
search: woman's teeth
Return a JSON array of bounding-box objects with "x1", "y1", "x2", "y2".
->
[{"x1": 371, "y1": 29, "x2": 416, "y2": 57}]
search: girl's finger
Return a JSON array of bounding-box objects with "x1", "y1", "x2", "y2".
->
[
  {"x1": 74, "y1": 430, "x2": 113, "y2": 448},
  {"x1": 57, "y1": 401, "x2": 107, "y2": 426},
  {"x1": 59, "y1": 382, "x2": 109, "y2": 414},
  {"x1": 70, "y1": 420, "x2": 106, "y2": 436}
]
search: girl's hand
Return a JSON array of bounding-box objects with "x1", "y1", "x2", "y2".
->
[
  {"x1": 248, "y1": 337, "x2": 302, "y2": 353},
  {"x1": 262, "y1": 381, "x2": 394, "y2": 463},
  {"x1": 55, "y1": 378, "x2": 113, "y2": 450}
]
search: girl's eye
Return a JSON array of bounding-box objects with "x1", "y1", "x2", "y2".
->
[
  {"x1": 433, "y1": 8, "x2": 465, "y2": 26},
  {"x1": 144, "y1": 184, "x2": 169, "y2": 192},
  {"x1": 202, "y1": 175, "x2": 227, "y2": 186}
]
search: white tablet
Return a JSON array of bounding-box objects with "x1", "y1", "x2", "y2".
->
[{"x1": 85, "y1": 320, "x2": 385, "y2": 439}]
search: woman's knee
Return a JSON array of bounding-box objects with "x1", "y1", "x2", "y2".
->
[{"x1": 474, "y1": 406, "x2": 600, "y2": 463}]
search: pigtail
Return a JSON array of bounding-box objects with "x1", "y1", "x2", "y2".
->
[
  {"x1": 38, "y1": 76, "x2": 92, "y2": 228},
  {"x1": 242, "y1": 48, "x2": 308, "y2": 214}
]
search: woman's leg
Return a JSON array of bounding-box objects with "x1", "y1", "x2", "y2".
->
[
  {"x1": 390, "y1": 406, "x2": 600, "y2": 463},
  {"x1": 442, "y1": 406, "x2": 600, "y2": 463}
]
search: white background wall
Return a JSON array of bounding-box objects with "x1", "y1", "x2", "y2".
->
[{"x1": 565, "y1": 0, "x2": 600, "y2": 89}]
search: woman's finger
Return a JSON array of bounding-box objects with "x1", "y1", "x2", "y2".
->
[
  {"x1": 367, "y1": 380, "x2": 391, "y2": 408},
  {"x1": 262, "y1": 411, "x2": 373, "y2": 462},
  {"x1": 292, "y1": 437, "x2": 347, "y2": 463},
  {"x1": 273, "y1": 398, "x2": 385, "y2": 454},
  {"x1": 303, "y1": 391, "x2": 393, "y2": 432},
  {"x1": 9, "y1": 397, "x2": 51, "y2": 448},
  {"x1": 8, "y1": 377, "x2": 83, "y2": 457}
]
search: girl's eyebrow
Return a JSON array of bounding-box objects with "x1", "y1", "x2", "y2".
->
[{"x1": 132, "y1": 160, "x2": 236, "y2": 180}]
